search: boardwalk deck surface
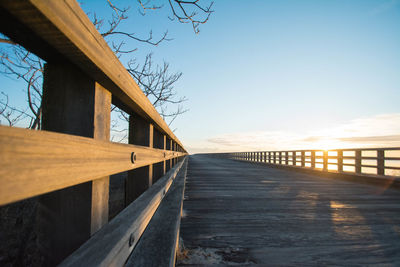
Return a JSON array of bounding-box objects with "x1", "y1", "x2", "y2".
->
[{"x1": 178, "y1": 155, "x2": 400, "y2": 266}]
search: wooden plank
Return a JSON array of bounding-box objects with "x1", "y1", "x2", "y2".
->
[
  {"x1": 60, "y1": 157, "x2": 187, "y2": 267},
  {"x1": 0, "y1": 125, "x2": 185, "y2": 206},
  {"x1": 323, "y1": 151, "x2": 328, "y2": 171},
  {"x1": 337, "y1": 150, "x2": 343, "y2": 172},
  {"x1": 180, "y1": 155, "x2": 400, "y2": 266},
  {"x1": 38, "y1": 61, "x2": 98, "y2": 265},
  {"x1": 0, "y1": 0, "x2": 185, "y2": 150},
  {"x1": 355, "y1": 150, "x2": 362, "y2": 174},
  {"x1": 377, "y1": 149, "x2": 385, "y2": 176},
  {"x1": 91, "y1": 83, "x2": 111, "y2": 235},
  {"x1": 163, "y1": 135, "x2": 167, "y2": 174},
  {"x1": 126, "y1": 116, "x2": 154, "y2": 205},
  {"x1": 126, "y1": 158, "x2": 187, "y2": 267}
]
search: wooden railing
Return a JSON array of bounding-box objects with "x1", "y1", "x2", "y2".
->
[
  {"x1": 221, "y1": 148, "x2": 400, "y2": 177},
  {"x1": 0, "y1": 1, "x2": 187, "y2": 266}
]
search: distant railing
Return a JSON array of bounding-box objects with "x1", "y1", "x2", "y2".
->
[
  {"x1": 0, "y1": 1, "x2": 187, "y2": 266},
  {"x1": 221, "y1": 148, "x2": 400, "y2": 177}
]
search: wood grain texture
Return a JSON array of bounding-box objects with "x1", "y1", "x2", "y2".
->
[
  {"x1": 126, "y1": 116, "x2": 154, "y2": 204},
  {"x1": 0, "y1": 126, "x2": 185, "y2": 205},
  {"x1": 0, "y1": 0, "x2": 185, "y2": 150},
  {"x1": 179, "y1": 155, "x2": 400, "y2": 266},
  {"x1": 60, "y1": 157, "x2": 187, "y2": 267},
  {"x1": 91, "y1": 83, "x2": 111, "y2": 235},
  {"x1": 126, "y1": 158, "x2": 187, "y2": 267},
  {"x1": 38, "y1": 61, "x2": 96, "y2": 266}
]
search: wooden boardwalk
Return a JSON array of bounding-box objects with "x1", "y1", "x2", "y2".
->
[{"x1": 178, "y1": 155, "x2": 400, "y2": 266}]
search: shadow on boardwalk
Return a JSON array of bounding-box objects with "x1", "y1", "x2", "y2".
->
[{"x1": 178, "y1": 154, "x2": 400, "y2": 266}]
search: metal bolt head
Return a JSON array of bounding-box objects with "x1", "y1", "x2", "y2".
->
[
  {"x1": 129, "y1": 233, "x2": 135, "y2": 247},
  {"x1": 131, "y1": 152, "x2": 136, "y2": 163}
]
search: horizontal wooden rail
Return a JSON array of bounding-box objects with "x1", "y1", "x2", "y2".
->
[
  {"x1": 0, "y1": 0, "x2": 185, "y2": 150},
  {"x1": 220, "y1": 147, "x2": 400, "y2": 178},
  {"x1": 60, "y1": 157, "x2": 187, "y2": 267},
  {"x1": 0, "y1": 126, "x2": 185, "y2": 205}
]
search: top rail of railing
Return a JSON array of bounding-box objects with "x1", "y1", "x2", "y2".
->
[{"x1": 219, "y1": 147, "x2": 400, "y2": 177}]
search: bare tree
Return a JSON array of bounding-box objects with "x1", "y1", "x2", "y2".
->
[{"x1": 0, "y1": 0, "x2": 214, "y2": 132}]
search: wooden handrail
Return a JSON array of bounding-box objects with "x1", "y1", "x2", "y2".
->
[
  {"x1": 222, "y1": 147, "x2": 400, "y2": 177},
  {"x1": 0, "y1": 126, "x2": 185, "y2": 205}
]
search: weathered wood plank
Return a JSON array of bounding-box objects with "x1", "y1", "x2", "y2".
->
[
  {"x1": 126, "y1": 116, "x2": 154, "y2": 205},
  {"x1": 0, "y1": 0, "x2": 185, "y2": 150},
  {"x1": 38, "y1": 61, "x2": 98, "y2": 265},
  {"x1": 126, "y1": 158, "x2": 187, "y2": 267},
  {"x1": 91, "y1": 83, "x2": 111, "y2": 235},
  {"x1": 0, "y1": 125, "x2": 185, "y2": 205},
  {"x1": 60, "y1": 157, "x2": 187, "y2": 267},
  {"x1": 179, "y1": 155, "x2": 400, "y2": 266}
]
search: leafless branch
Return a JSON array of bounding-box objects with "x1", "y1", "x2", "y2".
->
[{"x1": 168, "y1": 0, "x2": 214, "y2": 33}]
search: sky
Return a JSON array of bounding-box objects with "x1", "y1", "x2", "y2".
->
[{"x1": 1, "y1": 0, "x2": 400, "y2": 154}]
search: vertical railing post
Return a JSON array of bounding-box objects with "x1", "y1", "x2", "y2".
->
[
  {"x1": 293, "y1": 152, "x2": 296, "y2": 166},
  {"x1": 377, "y1": 149, "x2": 384, "y2": 175},
  {"x1": 337, "y1": 150, "x2": 343, "y2": 172},
  {"x1": 150, "y1": 129, "x2": 164, "y2": 184},
  {"x1": 301, "y1": 151, "x2": 305, "y2": 167},
  {"x1": 311, "y1": 151, "x2": 315, "y2": 168},
  {"x1": 285, "y1": 151, "x2": 289, "y2": 165},
  {"x1": 126, "y1": 116, "x2": 153, "y2": 205},
  {"x1": 268, "y1": 152, "x2": 271, "y2": 163},
  {"x1": 323, "y1": 150, "x2": 328, "y2": 171},
  {"x1": 274, "y1": 152, "x2": 277, "y2": 164},
  {"x1": 171, "y1": 140, "x2": 175, "y2": 167},
  {"x1": 355, "y1": 150, "x2": 361, "y2": 174},
  {"x1": 166, "y1": 138, "x2": 171, "y2": 172},
  {"x1": 163, "y1": 135, "x2": 167, "y2": 175},
  {"x1": 38, "y1": 62, "x2": 111, "y2": 265},
  {"x1": 279, "y1": 152, "x2": 282, "y2": 164}
]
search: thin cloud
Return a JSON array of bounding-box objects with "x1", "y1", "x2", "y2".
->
[
  {"x1": 194, "y1": 113, "x2": 400, "y2": 153},
  {"x1": 338, "y1": 135, "x2": 400, "y2": 142}
]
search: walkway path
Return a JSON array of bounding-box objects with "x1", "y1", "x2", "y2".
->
[{"x1": 178, "y1": 154, "x2": 400, "y2": 266}]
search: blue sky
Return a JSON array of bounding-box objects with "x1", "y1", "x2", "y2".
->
[{"x1": 1, "y1": 0, "x2": 400, "y2": 153}]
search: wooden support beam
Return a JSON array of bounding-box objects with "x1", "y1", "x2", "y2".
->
[
  {"x1": 377, "y1": 149, "x2": 384, "y2": 175},
  {"x1": 126, "y1": 116, "x2": 154, "y2": 205},
  {"x1": 37, "y1": 62, "x2": 109, "y2": 265},
  {"x1": 91, "y1": 83, "x2": 111, "y2": 235},
  {"x1": 170, "y1": 139, "x2": 173, "y2": 169},
  {"x1": 355, "y1": 150, "x2": 362, "y2": 174},
  {"x1": 337, "y1": 150, "x2": 343, "y2": 172},
  {"x1": 163, "y1": 135, "x2": 167, "y2": 175},
  {"x1": 323, "y1": 151, "x2": 328, "y2": 171},
  {"x1": 311, "y1": 151, "x2": 316, "y2": 169}
]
